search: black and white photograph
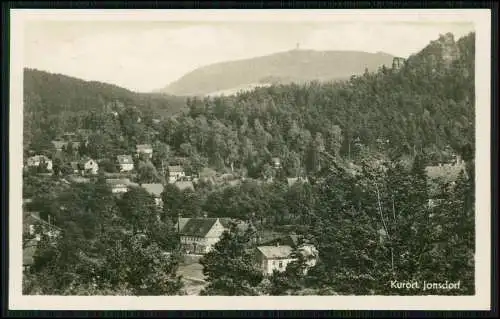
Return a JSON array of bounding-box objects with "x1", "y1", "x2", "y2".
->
[{"x1": 8, "y1": 9, "x2": 491, "y2": 310}]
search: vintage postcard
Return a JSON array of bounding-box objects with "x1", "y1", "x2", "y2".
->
[{"x1": 9, "y1": 9, "x2": 491, "y2": 310}]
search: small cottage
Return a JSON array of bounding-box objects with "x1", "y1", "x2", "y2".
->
[
  {"x1": 271, "y1": 157, "x2": 281, "y2": 169},
  {"x1": 78, "y1": 157, "x2": 99, "y2": 175},
  {"x1": 136, "y1": 144, "x2": 153, "y2": 159},
  {"x1": 140, "y1": 183, "x2": 164, "y2": 207},
  {"x1": 24, "y1": 211, "x2": 61, "y2": 243},
  {"x1": 168, "y1": 165, "x2": 185, "y2": 183},
  {"x1": 26, "y1": 155, "x2": 53, "y2": 171},
  {"x1": 51, "y1": 140, "x2": 68, "y2": 152},
  {"x1": 255, "y1": 243, "x2": 318, "y2": 275},
  {"x1": 255, "y1": 244, "x2": 295, "y2": 275},
  {"x1": 117, "y1": 155, "x2": 134, "y2": 172}
]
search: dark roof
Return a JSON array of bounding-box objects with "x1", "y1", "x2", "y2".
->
[
  {"x1": 179, "y1": 218, "x2": 220, "y2": 237},
  {"x1": 217, "y1": 218, "x2": 249, "y2": 232}
]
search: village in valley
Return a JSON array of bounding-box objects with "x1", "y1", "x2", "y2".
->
[
  {"x1": 23, "y1": 128, "x2": 325, "y2": 295},
  {"x1": 22, "y1": 112, "x2": 467, "y2": 295},
  {"x1": 21, "y1": 22, "x2": 475, "y2": 296}
]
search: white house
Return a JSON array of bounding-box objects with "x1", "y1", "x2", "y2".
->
[
  {"x1": 255, "y1": 242, "x2": 318, "y2": 275},
  {"x1": 136, "y1": 144, "x2": 153, "y2": 159},
  {"x1": 78, "y1": 157, "x2": 99, "y2": 175},
  {"x1": 168, "y1": 165, "x2": 185, "y2": 183},
  {"x1": 26, "y1": 155, "x2": 53, "y2": 171},
  {"x1": 23, "y1": 212, "x2": 61, "y2": 270},
  {"x1": 271, "y1": 157, "x2": 281, "y2": 169},
  {"x1": 255, "y1": 244, "x2": 295, "y2": 275},
  {"x1": 117, "y1": 155, "x2": 134, "y2": 172}
]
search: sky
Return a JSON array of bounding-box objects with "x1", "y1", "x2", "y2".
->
[{"x1": 23, "y1": 19, "x2": 474, "y2": 93}]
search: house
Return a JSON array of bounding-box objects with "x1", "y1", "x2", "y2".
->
[
  {"x1": 67, "y1": 175, "x2": 91, "y2": 184},
  {"x1": 255, "y1": 244, "x2": 294, "y2": 275},
  {"x1": 106, "y1": 178, "x2": 135, "y2": 194},
  {"x1": 271, "y1": 157, "x2": 281, "y2": 169},
  {"x1": 24, "y1": 212, "x2": 61, "y2": 242},
  {"x1": 26, "y1": 155, "x2": 53, "y2": 171},
  {"x1": 23, "y1": 212, "x2": 61, "y2": 271},
  {"x1": 171, "y1": 157, "x2": 189, "y2": 165},
  {"x1": 141, "y1": 183, "x2": 164, "y2": 207},
  {"x1": 255, "y1": 242, "x2": 318, "y2": 275},
  {"x1": 136, "y1": 144, "x2": 153, "y2": 159},
  {"x1": 174, "y1": 181, "x2": 195, "y2": 191},
  {"x1": 51, "y1": 140, "x2": 68, "y2": 151},
  {"x1": 62, "y1": 132, "x2": 77, "y2": 141},
  {"x1": 425, "y1": 157, "x2": 467, "y2": 205},
  {"x1": 425, "y1": 158, "x2": 466, "y2": 186},
  {"x1": 168, "y1": 165, "x2": 185, "y2": 183},
  {"x1": 117, "y1": 155, "x2": 134, "y2": 172},
  {"x1": 77, "y1": 157, "x2": 99, "y2": 175},
  {"x1": 176, "y1": 218, "x2": 228, "y2": 254}
]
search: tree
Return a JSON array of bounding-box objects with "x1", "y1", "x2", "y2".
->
[
  {"x1": 100, "y1": 233, "x2": 184, "y2": 295},
  {"x1": 161, "y1": 184, "x2": 184, "y2": 221},
  {"x1": 117, "y1": 187, "x2": 158, "y2": 234},
  {"x1": 200, "y1": 225, "x2": 263, "y2": 295},
  {"x1": 137, "y1": 160, "x2": 161, "y2": 184}
]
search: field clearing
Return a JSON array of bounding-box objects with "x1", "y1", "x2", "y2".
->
[{"x1": 177, "y1": 261, "x2": 206, "y2": 295}]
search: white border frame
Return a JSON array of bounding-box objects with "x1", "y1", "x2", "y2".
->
[{"x1": 9, "y1": 9, "x2": 492, "y2": 311}]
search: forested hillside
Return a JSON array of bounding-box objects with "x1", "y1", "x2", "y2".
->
[
  {"x1": 24, "y1": 32, "x2": 474, "y2": 177},
  {"x1": 23, "y1": 32, "x2": 476, "y2": 296},
  {"x1": 23, "y1": 69, "x2": 187, "y2": 149},
  {"x1": 157, "y1": 32, "x2": 475, "y2": 177},
  {"x1": 158, "y1": 49, "x2": 395, "y2": 96}
]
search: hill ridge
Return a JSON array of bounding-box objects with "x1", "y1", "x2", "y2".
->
[{"x1": 158, "y1": 49, "x2": 396, "y2": 96}]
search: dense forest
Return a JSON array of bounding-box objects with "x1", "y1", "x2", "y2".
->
[
  {"x1": 23, "y1": 32, "x2": 476, "y2": 296},
  {"x1": 23, "y1": 69, "x2": 187, "y2": 150}
]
